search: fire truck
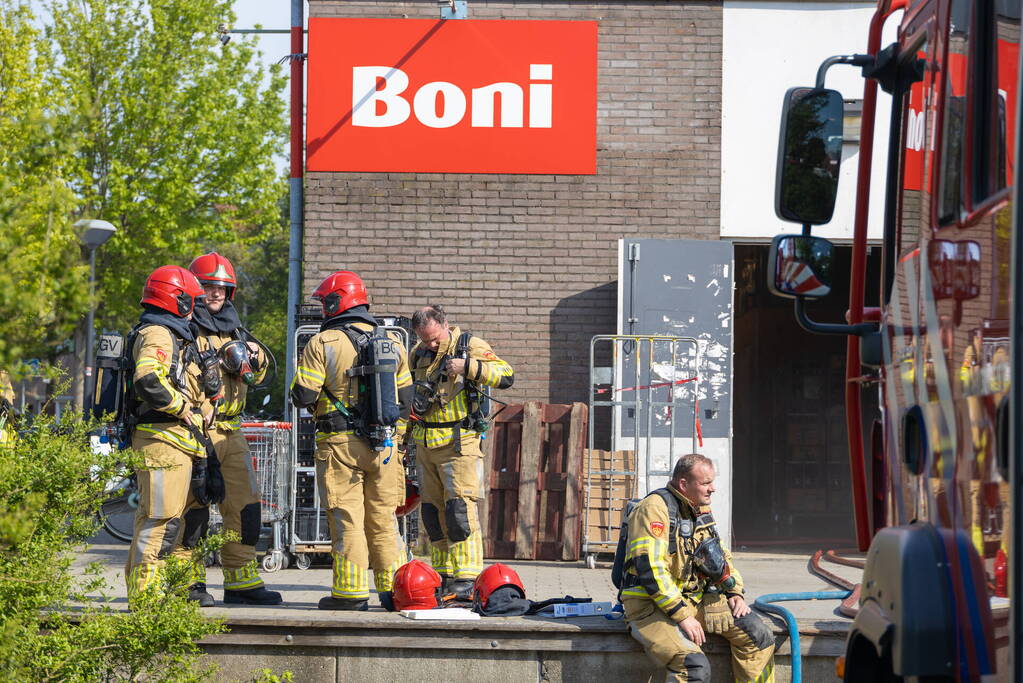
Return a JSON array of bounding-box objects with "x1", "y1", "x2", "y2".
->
[{"x1": 768, "y1": 0, "x2": 1020, "y2": 679}]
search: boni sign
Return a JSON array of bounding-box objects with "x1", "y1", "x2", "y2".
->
[{"x1": 307, "y1": 18, "x2": 597, "y2": 174}]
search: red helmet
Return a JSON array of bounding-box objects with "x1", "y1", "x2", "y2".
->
[
  {"x1": 472, "y1": 563, "x2": 525, "y2": 610},
  {"x1": 393, "y1": 560, "x2": 442, "y2": 611},
  {"x1": 188, "y1": 252, "x2": 237, "y2": 299},
  {"x1": 312, "y1": 271, "x2": 368, "y2": 318},
  {"x1": 141, "y1": 265, "x2": 204, "y2": 317},
  {"x1": 395, "y1": 481, "x2": 421, "y2": 518}
]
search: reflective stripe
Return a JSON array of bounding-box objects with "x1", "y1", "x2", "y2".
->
[
  {"x1": 332, "y1": 554, "x2": 370, "y2": 599},
  {"x1": 223, "y1": 561, "x2": 265, "y2": 591},
  {"x1": 374, "y1": 557, "x2": 403, "y2": 593},
  {"x1": 135, "y1": 425, "x2": 204, "y2": 456},
  {"x1": 430, "y1": 546, "x2": 453, "y2": 575},
  {"x1": 296, "y1": 365, "x2": 326, "y2": 383},
  {"x1": 450, "y1": 533, "x2": 484, "y2": 579}
]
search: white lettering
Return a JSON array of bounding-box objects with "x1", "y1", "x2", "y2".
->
[
  {"x1": 471, "y1": 83, "x2": 524, "y2": 127},
  {"x1": 352, "y1": 66, "x2": 411, "y2": 127},
  {"x1": 351, "y1": 64, "x2": 553, "y2": 128},
  {"x1": 413, "y1": 81, "x2": 466, "y2": 128},
  {"x1": 529, "y1": 64, "x2": 553, "y2": 128}
]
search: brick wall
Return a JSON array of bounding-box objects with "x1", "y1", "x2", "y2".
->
[{"x1": 304, "y1": 0, "x2": 723, "y2": 404}]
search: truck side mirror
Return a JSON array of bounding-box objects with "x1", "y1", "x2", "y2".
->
[
  {"x1": 768, "y1": 234, "x2": 835, "y2": 299},
  {"x1": 775, "y1": 87, "x2": 844, "y2": 225}
]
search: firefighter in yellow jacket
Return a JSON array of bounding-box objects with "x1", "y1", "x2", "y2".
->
[
  {"x1": 125, "y1": 265, "x2": 224, "y2": 605},
  {"x1": 188, "y1": 252, "x2": 282, "y2": 605},
  {"x1": 291, "y1": 271, "x2": 412, "y2": 611},
  {"x1": 621, "y1": 453, "x2": 775, "y2": 683},
  {"x1": 408, "y1": 305, "x2": 514, "y2": 599},
  {"x1": 1, "y1": 370, "x2": 16, "y2": 447}
]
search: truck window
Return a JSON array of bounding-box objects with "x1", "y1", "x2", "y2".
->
[
  {"x1": 937, "y1": 0, "x2": 969, "y2": 225},
  {"x1": 973, "y1": 1, "x2": 1020, "y2": 201},
  {"x1": 898, "y1": 36, "x2": 933, "y2": 254}
]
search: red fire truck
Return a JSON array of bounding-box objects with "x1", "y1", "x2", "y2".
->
[{"x1": 769, "y1": 0, "x2": 1020, "y2": 679}]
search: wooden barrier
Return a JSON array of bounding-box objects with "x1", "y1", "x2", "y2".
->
[{"x1": 481, "y1": 402, "x2": 587, "y2": 561}]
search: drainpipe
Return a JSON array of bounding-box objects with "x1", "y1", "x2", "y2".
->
[{"x1": 284, "y1": 0, "x2": 305, "y2": 401}]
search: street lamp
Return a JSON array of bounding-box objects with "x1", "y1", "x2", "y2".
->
[{"x1": 76, "y1": 219, "x2": 117, "y2": 416}]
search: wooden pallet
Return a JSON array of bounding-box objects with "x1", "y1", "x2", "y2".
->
[{"x1": 480, "y1": 401, "x2": 588, "y2": 561}]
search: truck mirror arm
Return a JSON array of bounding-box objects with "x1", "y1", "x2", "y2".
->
[
  {"x1": 816, "y1": 53, "x2": 874, "y2": 89},
  {"x1": 794, "y1": 296, "x2": 878, "y2": 337}
]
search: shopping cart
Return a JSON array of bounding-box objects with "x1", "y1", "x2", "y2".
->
[{"x1": 209, "y1": 421, "x2": 292, "y2": 572}]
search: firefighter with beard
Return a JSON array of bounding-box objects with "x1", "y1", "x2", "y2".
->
[
  {"x1": 290, "y1": 271, "x2": 413, "y2": 611},
  {"x1": 408, "y1": 305, "x2": 514, "y2": 599},
  {"x1": 621, "y1": 453, "x2": 775, "y2": 683},
  {"x1": 125, "y1": 265, "x2": 223, "y2": 605},
  {"x1": 187, "y1": 252, "x2": 282, "y2": 605}
]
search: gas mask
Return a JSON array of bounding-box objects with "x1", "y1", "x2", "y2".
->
[
  {"x1": 411, "y1": 378, "x2": 438, "y2": 415},
  {"x1": 692, "y1": 536, "x2": 736, "y2": 591},
  {"x1": 218, "y1": 339, "x2": 256, "y2": 385}
]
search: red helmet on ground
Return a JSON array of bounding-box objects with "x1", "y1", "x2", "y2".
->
[
  {"x1": 393, "y1": 559, "x2": 442, "y2": 611},
  {"x1": 395, "y1": 481, "x2": 421, "y2": 518},
  {"x1": 472, "y1": 563, "x2": 526, "y2": 610},
  {"x1": 312, "y1": 271, "x2": 368, "y2": 318},
  {"x1": 141, "y1": 265, "x2": 205, "y2": 317},
  {"x1": 188, "y1": 252, "x2": 237, "y2": 299}
]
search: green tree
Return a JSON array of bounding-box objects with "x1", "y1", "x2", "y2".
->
[
  {"x1": 0, "y1": 1, "x2": 89, "y2": 369},
  {"x1": 42, "y1": 0, "x2": 288, "y2": 396}
]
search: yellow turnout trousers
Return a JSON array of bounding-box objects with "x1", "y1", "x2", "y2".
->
[
  {"x1": 623, "y1": 596, "x2": 775, "y2": 683},
  {"x1": 316, "y1": 436, "x2": 407, "y2": 598},
  {"x1": 416, "y1": 434, "x2": 485, "y2": 580},
  {"x1": 210, "y1": 425, "x2": 265, "y2": 591},
  {"x1": 125, "y1": 431, "x2": 206, "y2": 599}
]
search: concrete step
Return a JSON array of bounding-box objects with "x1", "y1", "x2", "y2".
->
[{"x1": 201, "y1": 611, "x2": 849, "y2": 682}]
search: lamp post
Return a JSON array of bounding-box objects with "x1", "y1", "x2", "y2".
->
[{"x1": 77, "y1": 219, "x2": 117, "y2": 416}]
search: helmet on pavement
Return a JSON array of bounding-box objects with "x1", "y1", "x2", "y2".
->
[
  {"x1": 141, "y1": 265, "x2": 205, "y2": 317},
  {"x1": 312, "y1": 271, "x2": 368, "y2": 318},
  {"x1": 395, "y1": 481, "x2": 421, "y2": 518},
  {"x1": 393, "y1": 559, "x2": 442, "y2": 611},
  {"x1": 472, "y1": 563, "x2": 525, "y2": 610},
  {"x1": 188, "y1": 252, "x2": 237, "y2": 299}
]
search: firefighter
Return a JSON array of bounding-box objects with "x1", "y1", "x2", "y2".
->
[
  {"x1": 187, "y1": 252, "x2": 282, "y2": 605},
  {"x1": 125, "y1": 265, "x2": 222, "y2": 606},
  {"x1": 408, "y1": 305, "x2": 514, "y2": 599},
  {"x1": 621, "y1": 453, "x2": 775, "y2": 683},
  {"x1": 1, "y1": 370, "x2": 15, "y2": 447},
  {"x1": 290, "y1": 271, "x2": 413, "y2": 610}
]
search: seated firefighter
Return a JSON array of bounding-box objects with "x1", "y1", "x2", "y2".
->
[{"x1": 620, "y1": 453, "x2": 775, "y2": 683}]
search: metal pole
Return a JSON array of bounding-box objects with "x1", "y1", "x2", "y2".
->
[
  {"x1": 84, "y1": 247, "x2": 97, "y2": 417},
  {"x1": 284, "y1": 0, "x2": 305, "y2": 405}
]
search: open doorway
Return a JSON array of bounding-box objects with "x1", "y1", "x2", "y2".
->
[{"x1": 731, "y1": 243, "x2": 880, "y2": 546}]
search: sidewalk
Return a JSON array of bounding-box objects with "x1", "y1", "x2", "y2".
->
[{"x1": 77, "y1": 530, "x2": 862, "y2": 624}]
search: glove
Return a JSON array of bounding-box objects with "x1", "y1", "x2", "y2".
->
[
  {"x1": 701, "y1": 592, "x2": 732, "y2": 634},
  {"x1": 191, "y1": 457, "x2": 212, "y2": 507},
  {"x1": 204, "y1": 452, "x2": 226, "y2": 505}
]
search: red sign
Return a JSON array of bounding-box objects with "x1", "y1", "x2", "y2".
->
[{"x1": 306, "y1": 18, "x2": 598, "y2": 174}]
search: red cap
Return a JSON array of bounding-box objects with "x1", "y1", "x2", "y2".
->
[
  {"x1": 189, "y1": 252, "x2": 237, "y2": 299},
  {"x1": 312, "y1": 271, "x2": 368, "y2": 318},
  {"x1": 472, "y1": 563, "x2": 525, "y2": 609},
  {"x1": 393, "y1": 560, "x2": 442, "y2": 611},
  {"x1": 141, "y1": 265, "x2": 204, "y2": 317}
]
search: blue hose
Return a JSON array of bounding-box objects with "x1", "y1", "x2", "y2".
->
[{"x1": 753, "y1": 590, "x2": 851, "y2": 683}]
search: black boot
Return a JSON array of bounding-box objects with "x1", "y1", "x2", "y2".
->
[
  {"x1": 449, "y1": 578, "x2": 474, "y2": 601},
  {"x1": 187, "y1": 582, "x2": 215, "y2": 607},
  {"x1": 378, "y1": 591, "x2": 396, "y2": 612},
  {"x1": 318, "y1": 595, "x2": 369, "y2": 611},
  {"x1": 224, "y1": 586, "x2": 283, "y2": 605}
]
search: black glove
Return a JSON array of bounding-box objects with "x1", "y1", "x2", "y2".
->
[
  {"x1": 204, "y1": 452, "x2": 226, "y2": 505},
  {"x1": 197, "y1": 349, "x2": 223, "y2": 400},
  {"x1": 191, "y1": 457, "x2": 212, "y2": 507}
]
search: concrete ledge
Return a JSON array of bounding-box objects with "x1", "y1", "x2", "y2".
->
[{"x1": 199, "y1": 612, "x2": 849, "y2": 682}]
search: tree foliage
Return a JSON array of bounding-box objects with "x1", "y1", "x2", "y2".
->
[
  {"x1": 44, "y1": 0, "x2": 289, "y2": 332},
  {"x1": 0, "y1": 1, "x2": 89, "y2": 368}
]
